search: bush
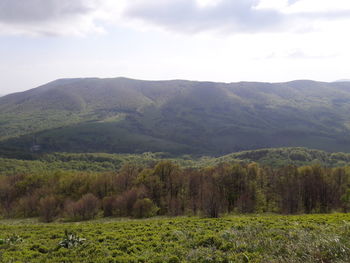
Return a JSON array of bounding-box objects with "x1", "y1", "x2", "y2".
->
[
  {"x1": 132, "y1": 198, "x2": 159, "y2": 218},
  {"x1": 102, "y1": 196, "x2": 115, "y2": 217},
  {"x1": 65, "y1": 193, "x2": 99, "y2": 221},
  {"x1": 38, "y1": 195, "x2": 60, "y2": 222},
  {"x1": 58, "y1": 230, "x2": 85, "y2": 249},
  {"x1": 113, "y1": 189, "x2": 138, "y2": 217},
  {"x1": 17, "y1": 195, "x2": 39, "y2": 217}
]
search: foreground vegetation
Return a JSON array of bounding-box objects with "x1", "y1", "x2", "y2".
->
[
  {"x1": 2, "y1": 148, "x2": 350, "y2": 262},
  {"x1": 1, "y1": 214, "x2": 350, "y2": 262}
]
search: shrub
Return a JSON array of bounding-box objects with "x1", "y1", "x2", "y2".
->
[
  {"x1": 58, "y1": 230, "x2": 85, "y2": 249},
  {"x1": 17, "y1": 195, "x2": 39, "y2": 217},
  {"x1": 132, "y1": 198, "x2": 159, "y2": 218},
  {"x1": 65, "y1": 193, "x2": 99, "y2": 221},
  {"x1": 38, "y1": 195, "x2": 60, "y2": 222},
  {"x1": 113, "y1": 189, "x2": 138, "y2": 217},
  {"x1": 102, "y1": 196, "x2": 115, "y2": 217}
]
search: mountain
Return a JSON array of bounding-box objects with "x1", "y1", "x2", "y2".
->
[
  {"x1": 1, "y1": 77, "x2": 350, "y2": 157},
  {"x1": 335, "y1": 79, "x2": 350, "y2": 82}
]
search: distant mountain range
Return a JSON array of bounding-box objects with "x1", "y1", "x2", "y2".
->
[
  {"x1": 335, "y1": 79, "x2": 350, "y2": 82},
  {"x1": 1, "y1": 77, "x2": 350, "y2": 157}
]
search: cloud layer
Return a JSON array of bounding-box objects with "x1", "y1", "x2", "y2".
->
[
  {"x1": 124, "y1": 0, "x2": 350, "y2": 34},
  {"x1": 125, "y1": 0, "x2": 285, "y2": 33},
  {"x1": 0, "y1": 0, "x2": 350, "y2": 36},
  {"x1": 0, "y1": 0, "x2": 109, "y2": 36}
]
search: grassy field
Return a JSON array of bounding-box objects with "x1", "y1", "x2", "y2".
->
[{"x1": 1, "y1": 214, "x2": 350, "y2": 262}]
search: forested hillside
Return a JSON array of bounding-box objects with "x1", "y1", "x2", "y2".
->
[
  {"x1": 1, "y1": 78, "x2": 350, "y2": 156},
  {"x1": 1, "y1": 147, "x2": 350, "y2": 176}
]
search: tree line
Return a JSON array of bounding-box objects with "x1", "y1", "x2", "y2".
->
[{"x1": 1, "y1": 161, "x2": 350, "y2": 222}]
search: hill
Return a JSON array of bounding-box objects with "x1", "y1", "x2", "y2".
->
[
  {"x1": 1, "y1": 78, "x2": 350, "y2": 156},
  {"x1": 1, "y1": 147, "x2": 350, "y2": 176}
]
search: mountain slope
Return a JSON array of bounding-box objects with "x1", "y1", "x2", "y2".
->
[
  {"x1": 2, "y1": 147, "x2": 350, "y2": 176},
  {"x1": 1, "y1": 78, "x2": 350, "y2": 156}
]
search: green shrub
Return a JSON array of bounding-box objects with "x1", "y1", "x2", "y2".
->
[
  {"x1": 132, "y1": 198, "x2": 159, "y2": 218},
  {"x1": 58, "y1": 230, "x2": 86, "y2": 249}
]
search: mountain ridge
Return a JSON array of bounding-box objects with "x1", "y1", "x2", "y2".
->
[{"x1": 1, "y1": 77, "x2": 350, "y2": 157}]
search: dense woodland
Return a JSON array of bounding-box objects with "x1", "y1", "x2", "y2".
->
[{"x1": 1, "y1": 159, "x2": 350, "y2": 222}]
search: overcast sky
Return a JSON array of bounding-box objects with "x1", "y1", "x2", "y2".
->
[{"x1": 1, "y1": 0, "x2": 350, "y2": 94}]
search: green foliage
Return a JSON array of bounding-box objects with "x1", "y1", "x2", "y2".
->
[
  {"x1": 132, "y1": 198, "x2": 159, "y2": 218},
  {"x1": 2, "y1": 147, "x2": 350, "y2": 178},
  {"x1": 0, "y1": 234, "x2": 22, "y2": 245},
  {"x1": 2, "y1": 158, "x2": 350, "y2": 220},
  {"x1": 217, "y1": 147, "x2": 350, "y2": 167},
  {"x1": 1, "y1": 214, "x2": 350, "y2": 262}
]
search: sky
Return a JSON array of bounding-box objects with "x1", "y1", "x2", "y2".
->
[{"x1": 1, "y1": 0, "x2": 350, "y2": 95}]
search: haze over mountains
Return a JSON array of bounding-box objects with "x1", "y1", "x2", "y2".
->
[{"x1": 1, "y1": 77, "x2": 350, "y2": 157}]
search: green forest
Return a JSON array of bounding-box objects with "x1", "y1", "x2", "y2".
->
[{"x1": 2, "y1": 150, "x2": 350, "y2": 222}]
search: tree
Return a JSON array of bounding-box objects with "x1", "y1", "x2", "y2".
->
[
  {"x1": 39, "y1": 195, "x2": 60, "y2": 222},
  {"x1": 132, "y1": 198, "x2": 159, "y2": 218},
  {"x1": 65, "y1": 193, "x2": 99, "y2": 221}
]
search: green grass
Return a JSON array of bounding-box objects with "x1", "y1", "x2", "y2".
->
[{"x1": 1, "y1": 214, "x2": 350, "y2": 262}]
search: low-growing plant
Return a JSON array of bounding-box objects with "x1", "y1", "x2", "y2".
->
[
  {"x1": 0, "y1": 214, "x2": 350, "y2": 262},
  {"x1": 0, "y1": 234, "x2": 22, "y2": 245},
  {"x1": 58, "y1": 230, "x2": 86, "y2": 249}
]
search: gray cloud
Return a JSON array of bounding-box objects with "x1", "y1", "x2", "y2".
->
[
  {"x1": 0, "y1": 0, "x2": 105, "y2": 35},
  {"x1": 124, "y1": 0, "x2": 350, "y2": 34},
  {"x1": 0, "y1": 0, "x2": 94, "y2": 24},
  {"x1": 125, "y1": 0, "x2": 285, "y2": 33},
  {"x1": 0, "y1": 0, "x2": 350, "y2": 36}
]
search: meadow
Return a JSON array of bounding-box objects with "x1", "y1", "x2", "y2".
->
[{"x1": 1, "y1": 213, "x2": 350, "y2": 263}]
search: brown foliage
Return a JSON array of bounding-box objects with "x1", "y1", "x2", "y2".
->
[
  {"x1": 17, "y1": 195, "x2": 39, "y2": 218},
  {"x1": 65, "y1": 193, "x2": 99, "y2": 220},
  {"x1": 102, "y1": 196, "x2": 115, "y2": 217},
  {"x1": 39, "y1": 195, "x2": 60, "y2": 222}
]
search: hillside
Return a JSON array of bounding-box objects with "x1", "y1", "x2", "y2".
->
[
  {"x1": 1, "y1": 78, "x2": 350, "y2": 156},
  {"x1": 1, "y1": 147, "x2": 350, "y2": 176}
]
